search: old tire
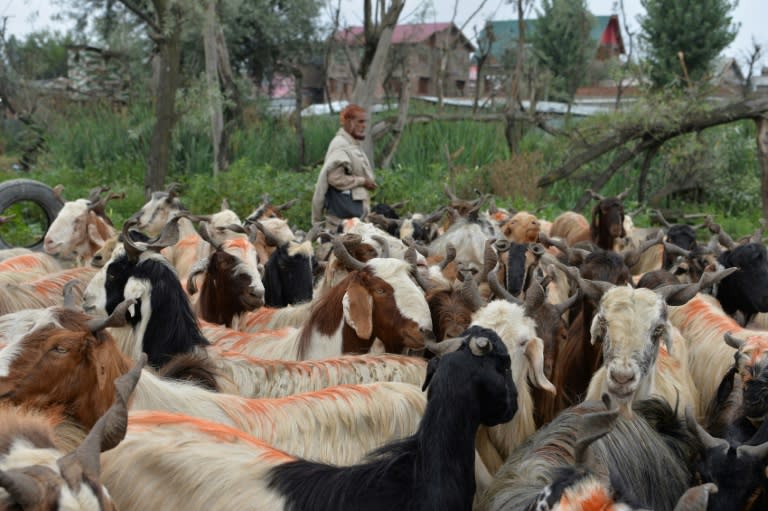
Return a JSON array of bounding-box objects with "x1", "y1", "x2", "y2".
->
[{"x1": 0, "y1": 179, "x2": 63, "y2": 251}]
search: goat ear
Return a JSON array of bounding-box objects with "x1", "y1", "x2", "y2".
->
[
  {"x1": 422, "y1": 357, "x2": 439, "y2": 391},
  {"x1": 87, "y1": 222, "x2": 108, "y2": 246},
  {"x1": 589, "y1": 315, "x2": 605, "y2": 345},
  {"x1": 343, "y1": 281, "x2": 373, "y2": 340}
]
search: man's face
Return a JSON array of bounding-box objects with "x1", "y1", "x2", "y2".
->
[{"x1": 344, "y1": 112, "x2": 367, "y2": 140}]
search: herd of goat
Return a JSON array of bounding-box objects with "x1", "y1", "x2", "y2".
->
[{"x1": 0, "y1": 183, "x2": 767, "y2": 510}]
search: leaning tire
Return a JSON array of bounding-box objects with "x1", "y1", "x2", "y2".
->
[{"x1": 0, "y1": 179, "x2": 63, "y2": 251}]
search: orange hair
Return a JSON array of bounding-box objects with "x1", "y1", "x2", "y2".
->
[{"x1": 340, "y1": 104, "x2": 366, "y2": 125}]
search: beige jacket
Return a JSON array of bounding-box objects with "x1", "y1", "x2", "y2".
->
[{"x1": 311, "y1": 128, "x2": 375, "y2": 225}]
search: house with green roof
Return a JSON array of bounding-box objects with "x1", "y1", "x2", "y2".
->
[{"x1": 473, "y1": 15, "x2": 624, "y2": 96}]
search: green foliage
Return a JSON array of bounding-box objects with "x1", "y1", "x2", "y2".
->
[
  {"x1": 639, "y1": 0, "x2": 739, "y2": 88},
  {"x1": 531, "y1": 0, "x2": 596, "y2": 102},
  {"x1": 4, "y1": 31, "x2": 78, "y2": 80}
]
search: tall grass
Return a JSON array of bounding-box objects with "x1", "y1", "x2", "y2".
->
[{"x1": 1, "y1": 99, "x2": 761, "y2": 237}]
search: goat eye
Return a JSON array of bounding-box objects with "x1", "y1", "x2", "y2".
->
[
  {"x1": 375, "y1": 288, "x2": 386, "y2": 295},
  {"x1": 52, "y1": 345, "x2": 68, "y2": 354}
]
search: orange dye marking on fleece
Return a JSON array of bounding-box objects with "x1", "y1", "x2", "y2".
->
[
  {"x1": 0, "y1": 255, "x2": 48, "y2": 273},
  {"x1": 128, "y1": 411, "x2": 296, "y2": 461},
  {"x1": 676, "y1": 296, "x2": 742, "y2": 335},
  {"x1": 742, "y1": 334, "x2": 768, "y2": 368},
  {"x1": 657, "y1": 344, "x2": 681, "y2": 372},
  {"x1": 560, "y1": 485, "x2": 614, "y2": 511}
]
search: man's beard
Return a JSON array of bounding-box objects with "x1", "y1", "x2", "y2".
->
[{"x1": 351, "y1": 132, "x2": 365, "y2": 140}]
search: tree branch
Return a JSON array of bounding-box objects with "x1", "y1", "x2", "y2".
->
[{"x1": 119, "y1": 0, "x2": 163, "y2": 38}]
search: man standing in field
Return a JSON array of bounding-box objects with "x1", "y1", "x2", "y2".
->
[{"x1": 311, "y1": 104, "x2": 377, "y2": 230}]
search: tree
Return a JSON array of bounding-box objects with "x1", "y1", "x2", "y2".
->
[
  {"x1": 5, "y1": 31, "x2": 78, "y2": 80},
  {"x1": 531, "y1": 0, "x2": 595, "y2": 104},
  {"x1": 639, "y1": 0, "x2": 738, "y2": 88}
]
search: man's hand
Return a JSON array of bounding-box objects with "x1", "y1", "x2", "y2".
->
[{"x1": 363, "y1": 179, "x2": 378, "y2": 191}]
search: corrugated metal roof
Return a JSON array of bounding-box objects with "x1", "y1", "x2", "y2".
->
[{"x1": 478, "y1": 15, "x2": 622, "y2": 64}]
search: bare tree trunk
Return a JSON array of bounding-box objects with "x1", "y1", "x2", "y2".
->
[
  {"x1": 293, "y1": 70, "x2": 306, "y2": 168},
  {"x1": 637, "y1": 145, "x2": 660, "y2": 203},
  {"x1": 758, "y1": 116, "x2": 768, "y2": 219},
  {"x1": 145, "y1": 13, "x2": 182, "y2": 197},
  {"x1": 380, "y1": 67, "x2": 411, "y2": 169},
  {"x1": 203, "y1": 0, "x2": 225, "y2": 175},
  {"x1": 505, "y1": 0, "x2": 527, "y2": 154}
]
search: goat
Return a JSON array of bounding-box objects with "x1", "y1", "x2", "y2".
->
[
  {"x1": 0, "y1": 355, "x2": 143, "y2": 511},
  {"x1": 43, "y1": 187, "x2": 123, "y2": 265},
  {"x1": 479, "y1": 397, "x2": 697, "y2": 511},
  {"x1": 100, "y1": 325, "x2": 518, "y2": 511},
  {"x1": 82, "y1": 218, "x2": 209, "y2": 368},
  {"x1": 0, "y1": 252, "x2": 64, "y2": 276},
  {"x1": 500, "y1": 211, "x2": 541, "y2": 244},
  {"x1": 209, "y1": 350, "x2": 428, "y2": 398},
  {"x1": 185, "y1": 221, "x2": 266, "y2": 327},
  {"x1": 261, "y1": 235, "x2": 314, "y2": 308},
  {"x1": 715, "y1": 242, "x2": 768, "y2": 326},
  {"x1": 587, "y1": 189, "x2": 629, "y2": 251},
  {"x1": 549, "y1": 211, "x2": 591, "y2": 247},
  {"x1": 127, "y1": 183, "x2": 195, "y2": 238},
  {"x1": 0, "y1": 302, "x2": 430, "y2": 466}
]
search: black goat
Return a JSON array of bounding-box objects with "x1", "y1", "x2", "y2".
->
[
  {"x1": 266, "y1": 325, "x2": 518, "y2": 511},
  {"x1": 716, "y1": 242, "x2": 768, "y2": 325},
  {"x1": 263, "y1": 240, "x2": 315, "y2": 308}
]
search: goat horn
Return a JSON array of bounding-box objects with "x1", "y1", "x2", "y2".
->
[
  {"x1": 577, "y1": 276, "x2": 613, "y2": 304},
  {"x1": 255, "y1": 221, "x2": 281, "y2": 248},
  {"x1": 469, "y1": 336, "x2": 492, "y2": 356},
  {"x1": 62, "y1": 280, "x2": 81, "y2": 310},
  {"x1": 525, "y1": 337, "x2": 556, "y2": 395},
  {"x1": 476, "y1": 239, "x2": 498, "y2": 284},
  {"x1": 623, "y1": 230, "x2": 664, "y2": 268},
  {"x1": 672, "y1": 483, "x2": 718, "y2": 511},
  {"x1": 165, "y1": 182, "x2": 183, "y2": 199},
  {"x1": 586, "y1": 188, "x2": 605, "y2": 201},
  {"x1": 724, "y1": 331, "x2": 745, "y2": 349},
  {"x1": 488, "y1": 264, "x2": 523, "y2": 306},
  {"x1": 404, "y1": 246, "x2": 419, "y2": 267},
  {"x1": 736, "y1": 440, "x2": 768, "y2": 461},
  {"x1": 186, "y1": 258, "x2": 209, "y2": 295},
  {"x1": 685, "y1": 405, "x2": 729, "y2": 452},
  {"x1": 371, "y1": 235, "x2": 391, "y2": 258},
  {"x1": 120, "y1": 218, "x2": 143, "y2": 262},
  {"x1": 196, "y1": 221, "x2": 222, "y2": 250},
  {"x1": 697, "y1": 267, "x2": 738, "y2": 292},
  {"x1": 87, "y1": 299, "x2": 136, "y2": 333},
  {"x1": 573, "y1": 398, "x2": 620, "y2": 464},
  {"x1": 276, "y1": 198, "x2": 299, "y2": 211},
  {"x1": 0, "y1": 469, "x2": 42, "y2": 508},
  {"x1": 391, "y1": 199, "x2": 409, "y2": 210},
  {"x1": 423, "y1": 206, "x2": 446, "y2": 225},
  {"x1": 366, "y1": 212, "x2": 398, "y2": 229},
  {"x1": 652, "y1": 209, "x2": 673, "y2": 229},
  {"x1": 443, "y1": 184, "x2": 460, "y2": 202},
  {"x1": 663, "y1": 241, "x2": 691, "y2": 259},
  {"x1": 615, "y1": 186, "x2": 631, "y2": 201},
  {"x1": 225, "y1": 223, "x2": 247, "y2": 235},
  {"x1": 523, "y1": 280, "x2": 546, "y2": 316},
  {"x1": 144, "y1": 215, "x2": 183, "y2": 252},
  {"x1": 493, "y1": 238, "x2": 510, "y2": 253},
  {"x1": 426, "y1": 337, "x2": 462, "y2": 356},
  {"x1": 64, "y1": 353, "x2": 146, "y2": 480},
  {"x1": 554, "y1": 287, "x2": 581, "y2": 317},
  {"x1": 332, "y1": 237, "x2": 366, "y2": 272},
  {"x1": 306, "y1": 223, "x2": 325, "y2": 243},
  {"x1": 459, "y1": 271, "x2": 486, "y2": 310},
  {"x1": 87, "y1": 186, "x2": 110, "y2": 204},
  {"x1": 439, "y1": 243, "x2": 457, "y2": 270},
  {"x1": 538, "y1": 232, "x2": 571, "y2": 260},
  {"x1": 529, "y1": 243, "x2": 546, "y2": 259}
]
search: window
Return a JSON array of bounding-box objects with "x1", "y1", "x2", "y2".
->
[
  {"x1": 455, "y1": 80, "x2": 465, "y2": 96},
  {"x1": 418, "y1": 77, "x2": 430, "y2": 95}
]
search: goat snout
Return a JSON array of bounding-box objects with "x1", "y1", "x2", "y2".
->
[
  {"x1": 43, "y1": 238, "x2": 61, "y2": 254},
  {"x1": 609, "y1": 367, "x2": 636, "y2": 385}
]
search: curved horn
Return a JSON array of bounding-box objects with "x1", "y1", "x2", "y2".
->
[
  {"x1": 255, "y1": 221, "x2": 282, "y2": 248},
  {"x1": 493, "y1": 238, "x2": 511, "y2": 253},
  {"x1": 488, "y1": 264, "x2": 523, "y2": 305},
  {"x1": 438, "y1": 243, "x2": 457, "y2": 270},
  {"x1": 225, "y1": 223, "x2": 247, "y2": 235},
  {"x1": 476, "y1": 239, "x2": 498, "y2": 283},
  {"x1": 62, "y1": 279, "x2": 81, "y2": 310},
  {"x1": 276, "y1": 198, "x2": 299, "y2": 211},
  {"x1": 0, "y1": 469, "x2": 42, "y2": 508},
  {"x1": 62, "y1": 354, "x2": 146, "y2": 481},
  {"x1": 332, "y1": 237, "x2": 366, "y2": 272},
  {"x1": 586, "y1": 188, "x2": 605, "y2": 201},
  {"x1": 554, "y1": 287, "x2": 582, "y2": 317},
  {"x1": 652, "y1": 209, "x2": 673, "y2": 229},
  {"x1": 577, "y1": 276, "x2": 614, "y2": 304},
  {"x1": 87, "y1": 299, "x2": 136, "y2": 333},
  {"x1": 426, "y1": 337, "x2": 463, "y2": 356},
  {"x1": 469, "y1": 336, "x2": 492, "y2": 356},
  {"x1": 120, "y1": 218, "x2": 143, "y2": 262},
  {"x1": 186, "y1": 258, "x2": 210, "y2": 295},
  {"x1": 685, "y1": 405, "x2": 729, "y2": 452},
  {"x1": 736, "y1": 440, "x2": 768, "y2": 461},
  {"x1": 724, "y1": 331, "x2": 746, "y2": 350},
  {"x1": 459, "y1": 270, "x2": 486, "y2": 310},
  {"x1": 615, "y1": 186, "x2": 631, "y2": 201},
  {"x1": 663, "y1": 240, "x2": 691, "y2": 259},
  {"x1": 87, "y1": 186, "x2": 110, "y2": 204},
  {"x1": 144, "y1": 215, "x2": 184, "y2": 252},
  {"x1": 623, "y1": 230, "x2": 664, "y2": 268},
  {"x1": 672, "y1": 483, "x2": 718, "y2": 511},
  {"x1": 523, "y1": 279, "x2": 546, "y2": 315},
  {"x1": 371, "y1": 235, "x2": 391, "y2": 258},
  {"x1": 443, "y1": 184, "x2": 460, "y2": 202},
  {"x1": 165, "y1": 182, "x2": 183, "y2": 199},
  {"x1": 197, "y1": 221, "x2": 222, "y2": 250}
]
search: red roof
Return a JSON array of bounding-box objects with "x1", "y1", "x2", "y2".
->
[{"x1": 336, "y1": 22, "x2": 456, "y2": 45}]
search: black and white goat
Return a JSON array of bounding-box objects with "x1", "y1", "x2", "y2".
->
[{"x1": 100, "y1": 326, "x2": 518, "y2": 511}]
